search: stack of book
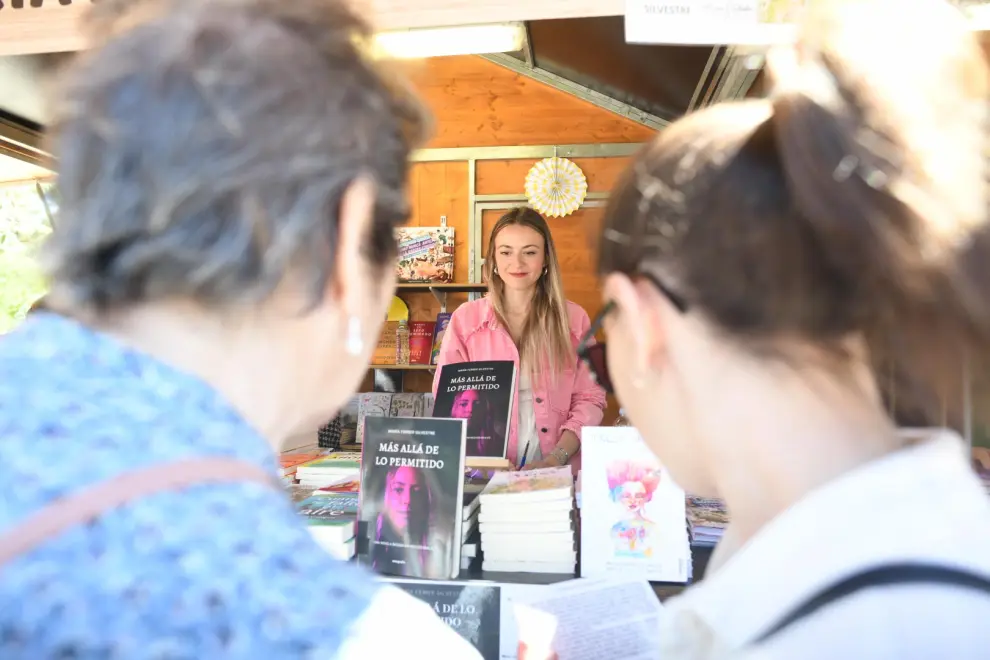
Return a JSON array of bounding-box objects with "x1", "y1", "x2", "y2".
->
[
  {"x1": 686, "y1": 496, "x2": 728, "y2": 548},
  {"x1": 477, "y1": 467, "x2": 577, "y2": 574},
  {"x1": 296, "y1": 492, "x2": 359, "y2": 560},
  {"x1": 294, "y1": 452, "x2": 362, "y2": 488}
]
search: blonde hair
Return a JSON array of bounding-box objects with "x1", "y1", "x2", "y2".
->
[{"x1": 484, "y1": 207, "x2": 573, "y2": 379}]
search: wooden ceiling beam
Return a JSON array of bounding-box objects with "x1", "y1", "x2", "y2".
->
[{"x1": 0, "y1": 0, "x2": 624, "y2": 57}]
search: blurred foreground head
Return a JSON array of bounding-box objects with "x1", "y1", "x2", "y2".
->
[
  {"x1": 41, "y1": 0, "x2": 431, "y2": 439},
  {"x1": 598, "y1": 0, "x2": 989, "y2": 494}
]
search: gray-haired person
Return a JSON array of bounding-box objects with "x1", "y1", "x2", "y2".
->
[{"x1": 0, "y1": 0, "x2": 480, "y2": 657}]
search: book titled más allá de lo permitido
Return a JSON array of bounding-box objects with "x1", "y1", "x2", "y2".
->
[
  {"x1": 358, "y1": 416, "x2": 467, "y2": 579},
  {"x1": 432, "y1": 360, "x2": 516, "y2": 459}
]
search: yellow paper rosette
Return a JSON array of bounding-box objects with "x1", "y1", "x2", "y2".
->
[{"x1": 524, "y1": 156, "x2": 588, "y2": 218}]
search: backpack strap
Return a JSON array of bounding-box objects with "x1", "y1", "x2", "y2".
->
[
  {"x1": 752, "y1": 562, "x2": 990, "y2": 645},
  {"x1": 0, "y1": 457, "x2": 281, "y2": 568}
]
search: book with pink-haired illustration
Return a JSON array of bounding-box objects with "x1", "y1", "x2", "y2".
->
[{"x1": 579, "y1": 427, "x2": 691, "y2": 583}]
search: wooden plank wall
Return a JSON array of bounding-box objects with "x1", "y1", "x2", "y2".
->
[{"x1": 373, "y1": 56, "x2": 657, "y2": 420}]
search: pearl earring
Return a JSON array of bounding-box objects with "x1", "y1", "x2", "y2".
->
[{"x1": 345, "y1": 316, "x2": 363, "y2": 356}]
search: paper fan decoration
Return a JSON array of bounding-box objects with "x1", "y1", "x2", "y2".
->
[{"x1": 524, "y1": 156, "x2": 588, "y2": 218}]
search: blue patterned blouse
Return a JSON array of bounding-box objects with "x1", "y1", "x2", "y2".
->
[{"x1": 0, "y1": 314, "x2": 477, "y2": 659}]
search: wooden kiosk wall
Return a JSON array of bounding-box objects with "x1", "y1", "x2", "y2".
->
[{"x1": 368, "y1": 56, "x2": 656, "y2": 424}]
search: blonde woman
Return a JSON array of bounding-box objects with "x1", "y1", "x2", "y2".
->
[{"x1": 433, "y1": 207, "x2": 605, "y2": 470}]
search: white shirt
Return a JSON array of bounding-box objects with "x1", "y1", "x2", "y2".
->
[
  {"x1": 517, "y1": 366, "x2": 543, "y2": 468},
  {"x1": 659, "y1": 431, "x2": 990, "y2": 659}
]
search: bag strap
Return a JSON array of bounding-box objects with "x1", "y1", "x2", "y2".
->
[
  {"x1": 0, "y1": 457, "x2": 280, "y2": 568},
  {"x1": 752, "y1": 562, "x2": 990, "y2": 645}
]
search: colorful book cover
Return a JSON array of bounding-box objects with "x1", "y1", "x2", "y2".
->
[
  {"x1": 395, "y1": 226, "x2": 455, "y2": 283},
  {"x1": 480, "y1": 467, "x2": 573, "y2": 500},
  {"x1": 316, "y1": 476, "x2": 362, "y2": 494},
  {"x1": 296, "y1": 493, "x2": 359, "y2": 541},
  {"x1": 409, "y1": 320, "x2": 436, "y2": 365},
  {"x1": 358, "y1": 416, "x2": 467, "y2": 579},
  {"x1": 579, "y1": 426, "x2": 691, "y2": 583},
  {"x1": 430, "y1": 313, "x2": 453, "y2": 365},
  {"x1": 432, "y1": 360, "x2": 516, "y2": 459},
  {"x1": 297, "y1": 452, "x2": 362, "y2": 472}
]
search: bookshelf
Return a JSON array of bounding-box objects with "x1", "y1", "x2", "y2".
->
[
  {"x1": 395, "y1": 282, "x2": 487, "y2": 312},
  {"x1": 370, "y1": 364, "x2": 435, "y2": 371}
]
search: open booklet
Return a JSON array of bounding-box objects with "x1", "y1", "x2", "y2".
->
[
  {"x1": 513, "y1": 577, "x2": 664, "y2": 660},
  {"x1": 385, "y1": 575, "x2": 663, "y2": 660}
]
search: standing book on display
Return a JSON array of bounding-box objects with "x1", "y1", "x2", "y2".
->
[
  {"x1": 580, "y1": 426, "x2": 691, "y2": 583},
  {"x1": 358, "y1": 416, "x2": 467, "y2": 579},
  {"x1": 433, "y1": 360, "x2": 516, "y2": 459}
]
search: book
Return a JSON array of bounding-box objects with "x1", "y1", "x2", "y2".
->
[
  {"x1": 371, "y1": 321, "x2": 399, "y2": 365},
  {"x1": 395, "y1": 226, "x2": 455, "y2": 283},
  {"x1": 358, "y1": 416, "x2": 467, "y2": 579},
  {"x1": 357, "y1": 393, "x2": 392, "y2": 444},
  {"x1": 385, "y1": 578, "x2": 544, "y2": 660},
  {"x1": 579, "y1": 427, "x2": 691, "y2": 583},
  {"x1": 476, "y1": 467, "x2": 577, "y2": 575},
  {"x1": 409, "y1": 321, "x2": 436, "y2": 365},
  {"x1": 294, "y1": 452, "x2": 362, "y2": 488},
  {"x1": 433, "y1": 360, "x2": 516, "y2": 459},
  {"x1": 431, "y1": 313, "x2": 453, "y2": 365},
  {"x1": 296, "y1": 493, "x2": 359, "y2": 560}
]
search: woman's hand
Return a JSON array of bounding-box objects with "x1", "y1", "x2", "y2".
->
[
  {"x1": 521, "y1": 457, "x2": 561, "y2": 471},
  {"x1": 518, "y1": 641, "x2": 558, "y2": 660}
]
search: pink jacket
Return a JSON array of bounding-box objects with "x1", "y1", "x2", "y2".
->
[{"x1": 432, "y1": 297, "x2": 606, "y2": 469}]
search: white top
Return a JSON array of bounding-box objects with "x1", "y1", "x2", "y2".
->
[
  {"x1": 517, "y1": 365, "x2": 543, "y2": 468},
  {"x1": 338, "y1": 586, "x2": 482, "y2": 659},
  {"x1": 659, "y1": 431, "x2": 990, "y2": 659}
]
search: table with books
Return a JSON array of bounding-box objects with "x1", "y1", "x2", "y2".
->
[{"x1": 283, "y1": 358, "x2": 727, "y2": 659}]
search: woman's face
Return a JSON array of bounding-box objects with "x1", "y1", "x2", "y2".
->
[
  {"x1": 602, "y1": 273, "x2": 716, "y2": 496},
  {"x1": 451, "y1": 389, "x2": 481, "y2": 420},
  {"x1": 616, "y1": 481, "x2": 650, "y2": 512},
  {"x1": 293, "y1": 179, "x2": 397, "y2": 434},
  {"x1": 384, "y1": 466, "x2": 424, "y2": 534},
  {"x1": 493, "y1": 224, "x2": 546, "y2": 292}
]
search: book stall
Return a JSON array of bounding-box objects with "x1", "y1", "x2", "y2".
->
[{"x1": 5, "y1": 2, "x2": 990, "y2": 659}]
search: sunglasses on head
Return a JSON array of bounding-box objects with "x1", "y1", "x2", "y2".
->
[{"x1": 576, "y1": 272, "x2": 689, "y2": 395}]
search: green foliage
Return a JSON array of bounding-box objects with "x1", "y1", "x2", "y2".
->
[{"x1": 0, "y1": 182, "x2": 53, "y2": 334}]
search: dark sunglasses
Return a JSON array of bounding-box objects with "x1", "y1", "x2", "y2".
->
[{"x1": 576, "y1": 273, "x2": 688, "y2": 395}]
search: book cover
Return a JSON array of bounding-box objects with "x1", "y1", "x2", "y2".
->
[
  {"x1": 433, "y1": 361, "x2": 516, "y2": 459},
  {"x1": 296, "y1": 452, "x2": 362, "y2": 473},
  {"x1": 579, "y1": 426, "x2": 691, "y2": 583},
  {"x1": 357, "y1": 393, "x2": 392, "y2": 444},
  {"x1": 387, "y1": 579, "x2": 502, "y2": 660},
  {"x1": 359, "y1": 416, "x2": 467, "y2": 579},
  {"x1": 296, "y1": 493, "x2": 358, "y2": 543},
  {"x1": 395, "y1": 226, "x2": 455, "y2": 283},
  {"x1": 479, "y1": 467, "x2": 573, "y2": 502},
  {"x1": 431, "y1": 313, "x2": 453, "y2": 365},
  {"x1": 371, "y1": 321, "x2": 399, "y2": 365},
  {"x1": 409, "y1": 321, "x2": 436, "y2": 365}
]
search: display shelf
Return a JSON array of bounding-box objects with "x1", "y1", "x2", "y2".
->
[
  {"x1": 396, "y1": 283, "x2": 487, "y2": 291},
  {"x1": 395, "y1": 282, "x2": 487, "y2": 312},
  {"x1": 369, "y1": 364, "x2": 435, "y2": 371}
]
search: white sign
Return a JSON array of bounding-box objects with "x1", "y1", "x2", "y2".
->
[
  {"x1": 624, "y1": 0, "x2": 802, "y2": 46},
  {"x1": 625, "y1": 0, "x2": 990, "y2": 46}
]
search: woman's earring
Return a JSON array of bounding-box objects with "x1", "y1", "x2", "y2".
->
[
  {"x1": 345, "y1": 316, "x2": 364, "y2": 356},
  {"x1": 543, "y1": 267, "x2": 548, "y2": 276}
]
